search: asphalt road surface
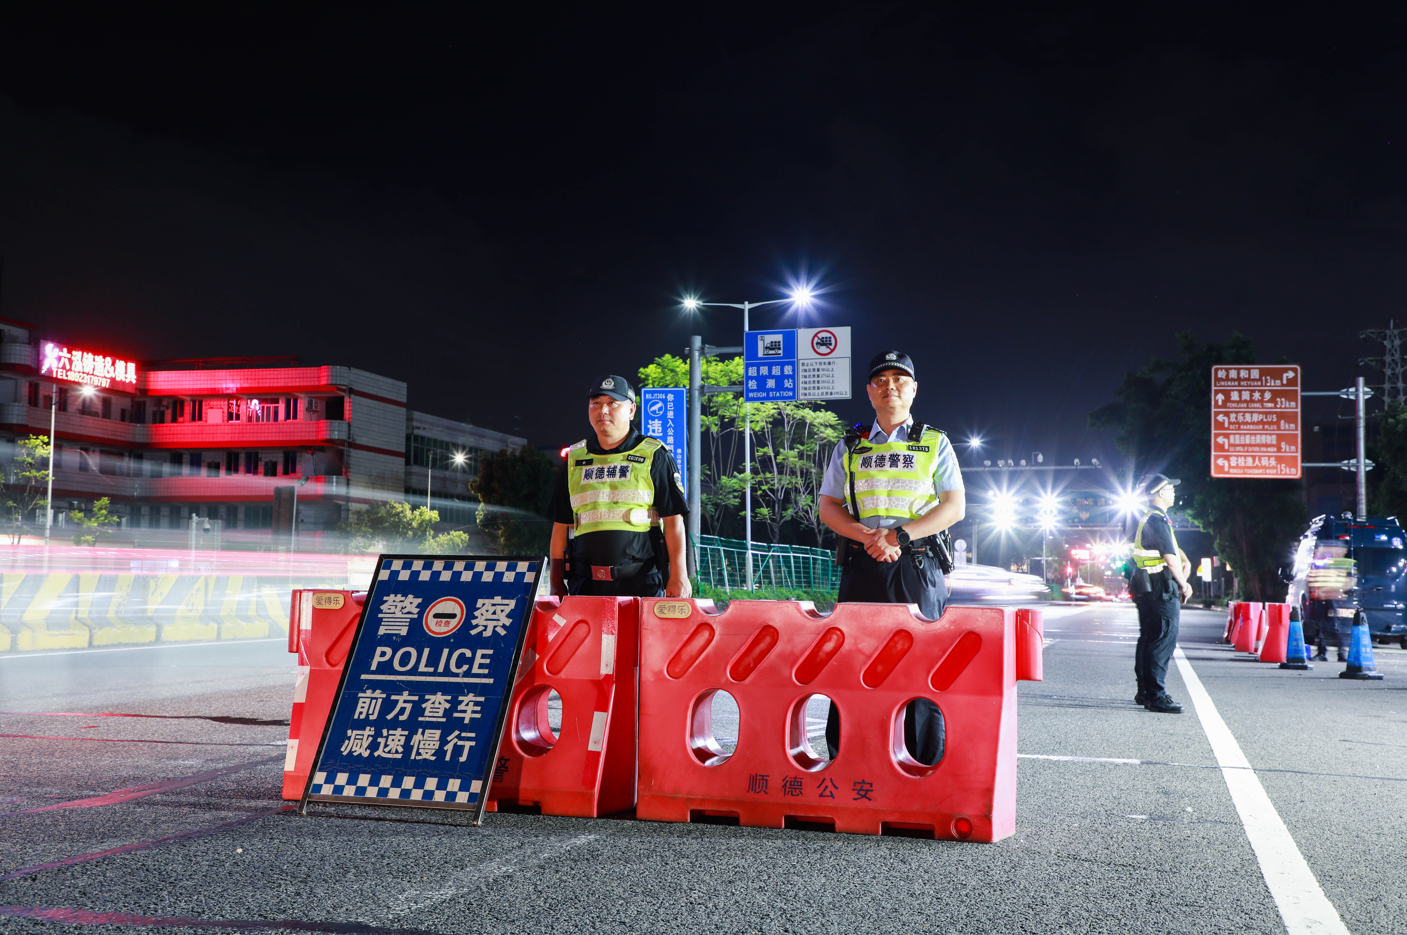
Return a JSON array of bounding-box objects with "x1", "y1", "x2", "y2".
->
[{"x1": 1, "y1": 603, "x2": 1404, "y2": 935}]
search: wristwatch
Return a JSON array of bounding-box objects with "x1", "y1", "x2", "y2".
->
[{"x1": 894, "y1": 526, "x2": 911, "y2": 546}]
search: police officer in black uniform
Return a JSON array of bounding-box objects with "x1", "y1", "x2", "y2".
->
[
  {"x1": 1129, "y1": 474, "x2": 1193, "y2": 714},
  {"x1": 817, "y1": 351, "x2": 967, "y2": 763},
  {"x1": 547, "y1": 375, "x2": 691, "y2": 598}
]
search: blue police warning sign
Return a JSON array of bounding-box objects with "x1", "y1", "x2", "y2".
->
[{"x1": 300, "y1": 555, "x2": 540, "y2": 822}]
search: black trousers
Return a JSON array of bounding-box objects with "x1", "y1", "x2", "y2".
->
[
  {"x1": 568, "y1": 570, "x2": 664, "y2": 597},
  {"x1": 826, "y1": 544, "x2": 948, "y2": 763},
  {"x1": 1134, "y1": 589, "x2": 1180, "y2": 695}
]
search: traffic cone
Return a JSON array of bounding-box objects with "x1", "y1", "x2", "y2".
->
[
  {"x1": 1278, "y1": 607, "x2": 1312, "y2": 670},
  {"x1": 1338, "y1": 611, "x2": 1384, "y2": 681}
]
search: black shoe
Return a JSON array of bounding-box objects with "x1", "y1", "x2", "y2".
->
[
  {"x1": 1313, "y1": 651, "x2": 1328, "y2": 661},
  {"x1": 1145, "y1": 693, "x2": 1183, "y2": 714},
  {"x1": 1337, "y1": 652, "x2": 1348, "y2": 663},
  {"x1": 1134, "y1": 691, "x2": 1150, "y2": 706}
]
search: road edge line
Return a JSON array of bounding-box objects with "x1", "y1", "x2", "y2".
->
[{"x1": 1173, "y1": 647, "x2": 1349, "y2": 935}]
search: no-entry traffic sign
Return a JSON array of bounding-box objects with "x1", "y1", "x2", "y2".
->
[{"x1": 1210, "y1": 365, "x2": 1300, "y2": 478}]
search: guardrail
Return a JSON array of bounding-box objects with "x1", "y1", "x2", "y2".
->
[{"x1": 695, "y1": 534, "x2": 839, "y2": 592}]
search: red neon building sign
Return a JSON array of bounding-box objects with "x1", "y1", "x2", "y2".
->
[{"x1": 40, "y1": 342, "x2": 138, "y2": 390}]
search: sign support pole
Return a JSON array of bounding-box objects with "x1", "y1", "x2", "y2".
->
[
  {"x1": 742, "y1": 301, "x2": 753, "y2": 591},
  {"x1": 1357, "y1": 376, "x2": 1367, "y2": 520}
]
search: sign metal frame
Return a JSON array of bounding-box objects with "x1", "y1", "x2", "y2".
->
[{"x1": 1210, "y1": 364, "x2": 1301, "y2": 479}]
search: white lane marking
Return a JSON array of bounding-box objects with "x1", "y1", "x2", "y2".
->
[
  {"x1": 0, "y1": 639, "x2": 284, "y2": 660},
  {"x1": 1018, "y1": 753, "x2": 1148, "y2": 764},
  {"x1": 1173, "y1": 648, "x2": 1349, "y2": 935},
  {"x1": 381, "y1": 833, "x2": 596, "y2": 919}
]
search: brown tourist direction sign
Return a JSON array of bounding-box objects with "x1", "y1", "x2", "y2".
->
[{"x1": 1210, "y1": 364, "x2": 1301, "y2": 479}]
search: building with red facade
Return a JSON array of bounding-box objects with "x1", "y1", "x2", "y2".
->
[{"x1": 0, "y1": 316, "x2": 524, "y2": 547}]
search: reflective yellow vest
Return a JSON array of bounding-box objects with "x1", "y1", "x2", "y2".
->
[
  {"x1": 1132, "y1": 509, "x2": 1179, "y2": 572},
  {"x1": 565, "y1": 436, "x2": 662, "y2": 535},
  {"x1": 843, "y1": 425, "x2": 945, "y2": 521}
]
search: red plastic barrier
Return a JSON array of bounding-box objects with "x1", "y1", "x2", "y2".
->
[
  {"x1": 1258, "y1": 603, "x2": 1291, "y2": 663},
  {"x1": 1233, "y1": 602, "x2": 1263, "y2": 653},
  {"x1": 1224, "y1": 603, "x2": 1239, "y2": 644},
  {"x1": 485, "y1": 596, "x2": 639, "y2": 818},
  {"x1": 282, "y1": 589, "x2": 364, "y2": 800},
  {"x1": 635, "y1": 599, "x2": 1039, "y2": 842},
  {"x1": 1015, "y1": 608, "x2": 1043, "y2": 682}
]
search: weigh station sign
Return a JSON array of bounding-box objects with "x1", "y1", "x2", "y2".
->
[{"x1": 1210, "y1": 364, "x2": 1300, "y2": 478}]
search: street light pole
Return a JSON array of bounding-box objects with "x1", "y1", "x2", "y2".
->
[{"x1": 43, "y1": 382, "x2": 57, "y2": 548}]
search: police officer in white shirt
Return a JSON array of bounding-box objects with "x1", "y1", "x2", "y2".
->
[{"x1": 817, "y1": 351, "x2": 966, "y2": 763}]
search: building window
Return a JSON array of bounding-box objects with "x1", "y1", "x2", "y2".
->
[
  {"x1": 79, "y1": 393, "x2": 98, "y2": 417},
  {"x1": 188, "y1": 452, "x2": 201, "y2": 475},
  {"x1": 100, "y1": 451, "x2": 124, "y2": 476},
  {"x1": 244, "y1": 451, "x2": 259, "y2": 475},
  {"x1": 58, "y1": 388, "x2": 69, "y2": 413},
  {"x1": 283, "y1": 450, "x2": 299, "y2": 475},
  {"x1": 226, "y1": 452, "x2": 240, "y2": 475},
  {"x1": 78, "y1": 448, "x2": 93, "y2": 472},
  {"x1": 172, "y1": 399, "x2": 185, "y2": 422},
  {"x1": 284, "y1": 397, "x2": 300, "y2": 421},
  {"x1": 246, "y1": 505, "x2": 272, "y2": 529},
  {"x1": 324, "y1": 396, "x2": 345, "y2": 421},
  {"x1": 249, "y1": 398, "x2": 280, "y2": 423},
  {"x1": 101, "y1": 397, "x2": 112, "y2": 420},
  {"x1": 206, "y1": 461, "x2": 220, "y2": 477},
  {"x1": 27, "y1": 382, "x2": 39, "y2": 407},
  {"x1": 263, "y1": 460, "x2": 277, "y2": 477},
  {"x1": 192, "y1": 399, "x2": 204, "y2": 422},
  {"x1": 132, "y1": 400, "x2": 146, "y2": 424},
  {"x1": 132, "y1": 453, "x2": 144, "y2": 477},
  {"x1": 169, "y1": 452, "x2": 184, "y2": 476}
]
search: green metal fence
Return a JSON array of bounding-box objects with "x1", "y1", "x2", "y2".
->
[{"x1": 694, "y1": 535, "x2": 840, "y2": 592}]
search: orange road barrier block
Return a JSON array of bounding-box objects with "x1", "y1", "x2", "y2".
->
[
  {"x1": 1233, "y1": 602, "x2": 1263, "y2": 653},
  {"x1": 485, "y1": 596, "x2": 640, "y2": 818},
  {"x1": 1258, "y1": 603, "x2": 1292, "y2": 663},
  {"x1": 1260, "y1": 601, "x2": 1288, "y2": 660},
  {"x1": 1224, "y1": 603, "x2": 1238, "y2": 644},
  {"x1": 282, "y1": 589, "x2": 364, "y2": 800},
  {"x1": 635, "y1": 600, "x2": 1041, "y2": 842}
]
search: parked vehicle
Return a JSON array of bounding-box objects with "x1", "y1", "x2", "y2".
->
[{"x1": 1284, "y1": 513, "x2": 1407, "y2": 648}]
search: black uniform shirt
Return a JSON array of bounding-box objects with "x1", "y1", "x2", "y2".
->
[
  {"x1": 548, "y1": 428, "x2": 689, "y2": 568},
  {"x1": 1141, "y1": 509, "x2": 1178, "y2": 593}
]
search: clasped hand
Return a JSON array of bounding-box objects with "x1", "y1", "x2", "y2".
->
[{"x1": 863, "y1": 527, "x2": 903, "y2": 562}]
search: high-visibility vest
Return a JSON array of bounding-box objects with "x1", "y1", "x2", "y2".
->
[
  {"x1": 1132, "y1": 509, "x2": 1179, "y2": 573},
  {"x1": 842, "y1": 426, "x2": 946, "y2": 521},
  {"x1": 565, "y1": 436, "x2": 662, "y2": 535}
]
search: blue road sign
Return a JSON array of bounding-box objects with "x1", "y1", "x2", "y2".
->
[
  {"x1": 301, "y1": 555, "x2": 539, "y2": 823},
  {"x1": 640, "y1": 387, "x2": 687, "y2": 494},
  {"x1": 744, "y1": 329, "x2": 798, "y2": 401}
]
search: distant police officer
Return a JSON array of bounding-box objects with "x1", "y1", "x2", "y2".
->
[
  {"x1": 548, "y1": 375, "x2": 691, "y2": 599},
  {"x1": 1128, "y1": 474, "x2": 1193, "y2": 714},
  {"x1": 818, "y1": 351, "x2": 966, "y2": 763}
]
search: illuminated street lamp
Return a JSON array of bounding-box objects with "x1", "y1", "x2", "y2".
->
[
  {"x1": 681, "y1": 287, "x2": 814, "y2": 591},
  {"x1": 44, "y1": 384, "x2": 94, "y2": 547},
  {"x1": 427, "y1": 449, "x2": 468, "y2": 512}
]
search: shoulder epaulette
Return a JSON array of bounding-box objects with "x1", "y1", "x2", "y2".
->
[{"x1": 568, "y1": 439, "x2": 588, "y2": 451}]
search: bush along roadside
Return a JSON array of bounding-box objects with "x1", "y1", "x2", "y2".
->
[{"x1": 691, "y1": 582, "x2": 837, "y2": 613}]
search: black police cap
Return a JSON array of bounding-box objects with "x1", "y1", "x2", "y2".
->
[
  {"x1": 868, "y1": 351, "x2": 916, "y2": 382},
  {"x1": 588, "y1": 375, "x2": 635, "y2": 403}
]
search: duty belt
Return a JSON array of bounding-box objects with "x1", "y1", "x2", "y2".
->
[
  {"x1": 581, "y1": 560, "x2": 649, "y2": 582},
  {"x1": 844, "y1": 534, "x2": 938, "y2": 555}
]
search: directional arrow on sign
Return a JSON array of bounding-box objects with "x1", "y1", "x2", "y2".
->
[
  {"x1": 1216, "y1": 392, "x2": 1225, "y2": 405},
  {"x1": 1217, "y1": 413, "x2": 1228, "y2": 425},
  {"x1": 1216, "y1": 436, "x2": 1228, "y2": 447},
  {"x1": 1216, "y1": 457, "x2": 1228, "y2": 470}
]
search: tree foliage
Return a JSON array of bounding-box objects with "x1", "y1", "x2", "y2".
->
[
  {"x1": 2, "y1": 435, "x2": 51, "y2": 543},
  {"x1": 637, "y1": 354, "x2": 843, "y2": 545},
  {"x1": 471, "y1": 446, "x2": 556, "y2": 557},
  {"x1": 1090, "y1": 333, "x2": 1304, "y2": 600},
  {"x1": 1368, "y1": 404, "x2": 1407, "y2": 519},
  {"x1": 342, "y1": 501, "x2": 469, "y2": 554},
  {"x1": 69, "y1": 496, "x2": 121, "y2": 547}
]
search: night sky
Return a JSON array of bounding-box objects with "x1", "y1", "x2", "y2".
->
[{"x1": 1, "y1": 4, "x2": 1403, "y2": 461}]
